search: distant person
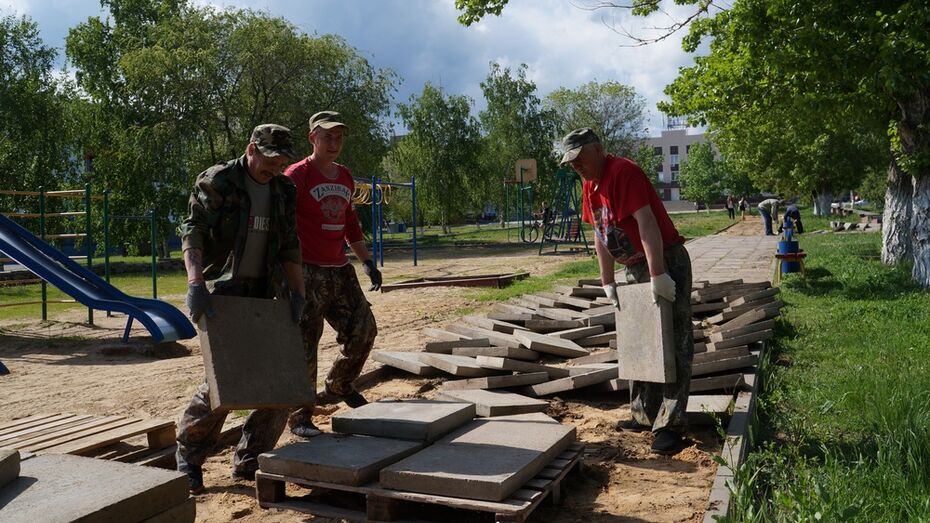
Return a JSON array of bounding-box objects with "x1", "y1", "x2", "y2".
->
[
  {"x1": 177, "y1": 124, "x2": 304, "y2": 494},
  {"x1": 725, "y1": 195, "x2": 735, "y2": 220},
  {"x1": 738, "y1": 196, "x2": 748, "y2": 221},
  {"x1": 561, "y1": 127, "x2": 693, "y2": 456},
  {"x1": 757, "y1": 198, "x2": 782, "y2": 236},
  {"x1": 541, "y1": 200, "x2": 553, "y2": 224},
  {"x1": 778, "y1": 204, "x2": 804, "y2": 235},
  {"x1": 285, "y1": 110, "x2": 381, "y2": 439}
]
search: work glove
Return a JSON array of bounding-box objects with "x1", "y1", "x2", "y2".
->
[
  {"x1": 650, "y1": 273, "x2": 677, "y2": 304},
  {"x1": 603, "y1": 283, "x2": 620, "y2": 309},
  {"x1": 186, "y1": 282, "x2": 214, "y2": 323},
  {"x1": 289, "y1": 290, "x2": 305, "y2": 324},
  {"x1": 362, "y1": 259, "x2": 382, "y2": 291}
]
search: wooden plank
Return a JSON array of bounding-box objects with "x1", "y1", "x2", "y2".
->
[
  {"x1": 0, "y1": 415, "x2": 99, "y2": 445},
  {"x1": 35, "y1": 419, "x2": 175, "y2": 455},
  {"x1": 15, "y1": 417, "x2": 137, "y2": 451},
  {"x1": 0, "y1": 413, "x2": 69, "y2": 436}
]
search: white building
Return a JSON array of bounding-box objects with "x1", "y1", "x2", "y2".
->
[{"x1": 645, "y1": 127, "x2": 707, "y2": 201}]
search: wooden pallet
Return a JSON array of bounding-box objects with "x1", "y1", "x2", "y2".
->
[
  {"x1": 255, "y1": 442, "x2": 584, "y2": 523},
  {"x1": 0, "y1": 413, "x2": 176, "y2": 468}
]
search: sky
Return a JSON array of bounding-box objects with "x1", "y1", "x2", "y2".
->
[{"x1": 0, "y1": 0, "x2": 709, "y2": 136}]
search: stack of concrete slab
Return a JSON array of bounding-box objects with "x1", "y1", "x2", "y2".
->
[
  {"x1": 0, "y1": 454, "x2": 193, "y2": 522},
  {"x1": 380, "y1": 413, "x2": 576, "y2": 501},
  {"x1": 437, "y1": 389, "x2": 549, "y2": 417}
]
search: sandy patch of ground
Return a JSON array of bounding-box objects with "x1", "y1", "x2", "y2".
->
[{"x1": 0, "y1": 244, "x2": 717, "y2": 522}]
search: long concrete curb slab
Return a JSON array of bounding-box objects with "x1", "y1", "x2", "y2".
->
[{"x1": 702, "y1": 345, "x2": 764, "y2": 522}]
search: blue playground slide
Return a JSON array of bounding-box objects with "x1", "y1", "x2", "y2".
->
[{"x1": 0, "y1": 213, "x2": 195, "y2": 343}]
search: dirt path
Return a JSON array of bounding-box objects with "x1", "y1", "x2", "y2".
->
[{"x1": 0, "y1": 244, "x2": 717, "y2": 522}]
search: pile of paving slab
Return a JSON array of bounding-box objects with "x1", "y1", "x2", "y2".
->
[
  {"x1": 0, "y1": 448, "x2": 193, "y2": 523},
  {"x1": 373, "y1": 277, "x2": 781, "y2": 422},
  {"x1": 258, "y1": 401, "x2": 575, "y2": 502}
]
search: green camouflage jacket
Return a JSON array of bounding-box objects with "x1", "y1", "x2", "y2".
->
[{"x1": 179, "y1": 155, "x2": 300, "y2": 298}]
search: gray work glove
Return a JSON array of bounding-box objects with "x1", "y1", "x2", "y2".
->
[
  {"x1": 603, "y1": 282, "x2": 620, "y2": 309},
  {"x1": 186, "y1": 282, "x2": 214, "y2": 323},
  {"x1": 362, "y1": 259, "x2": 382, "y2": 292},
  {"x1": 289, "y1": 290, "x2": 305, "y2": 324}
]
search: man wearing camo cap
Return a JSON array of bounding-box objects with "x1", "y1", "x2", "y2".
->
[{"x1": 176, "y1": 123, "x2": 305, "y2": 494}]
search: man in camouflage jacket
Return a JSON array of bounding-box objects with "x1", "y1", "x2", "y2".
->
[{"x1": 176, "y1": 124, "x2": 305, "y2": 494}]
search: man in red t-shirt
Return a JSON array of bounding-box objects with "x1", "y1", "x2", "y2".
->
[
  {"x1": 563, "y1": 128, "x2": 693, "y2": 456},
  {"x1": 285, "y1": 111, "x2": 381, "y2": 438}
]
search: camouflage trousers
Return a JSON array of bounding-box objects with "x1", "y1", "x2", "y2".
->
[
  {"x1": 625, "y1": 243, "x2": 694, "y2": 433},
  {"x1": 289, "y1": 263, "x2": 377, "y2": 427},
  {"x1": 176, "y1": 278, "x2": 290, "y2": 475}
]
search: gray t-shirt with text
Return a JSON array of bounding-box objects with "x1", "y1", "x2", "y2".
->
[{"x1": 237, "y1": 174, "x2": 271, "y2": 278}]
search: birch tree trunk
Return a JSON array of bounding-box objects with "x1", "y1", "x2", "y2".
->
[
  {"x1": 881, "y1": 154, "x2": 912, "y2": 265},
  {"x1": 812, "y1": 185, "x2": 833, "y2": 216},
  {"x1": 896, "y1": 88, "x2": 930, "y2": 286}
]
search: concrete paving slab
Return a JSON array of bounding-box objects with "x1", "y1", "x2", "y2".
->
[
  {"x1": 450, "y1": 345, "x2": 539, "y2": 361},
  {"x1": 372, "y1": 351, "x2": 443, "y2": 377},
  {"x1": 420, "y1": 353, "x2": 506, "y2": 377},
  {"x1": 692, "y1": 346, "x2": 751, "y2": 365},
  {"x1": 0, "y1": 454, "x2": 188, "y2": 523},
  {"x1": 709, "y1": 319, "x2": 776, "y2": 342},
  {"x1": 462, "y1": 316, "x2": 528, "y2": 335},
  {"x1": 548, "y1": 325, "x2": 605, "y2": 340},
  {"x1": 140, "y1": 498, "x2": 196, "y2": 523},
  {"x1": 692, "y1": 354, "x2": 759, "y2": 377},
  {"x1": 0, "y1": 448, "x2": 19, "y2": 490},
  {"x1": 258, "y1": 435, "x2": 423, "y2": 485},
  {"x1": 475, "y1": 355, "x2": 571, "y2": 379},
  {"x1": 576, "y1": 331, "x2": 616, "y2": 347},
  {"x1": 441, "y1": 372, "x2": 550, "y2": 391},
  {"x1": 437, "y1": 390, "x2": 549, "y2": 417},
  {"x1": 512, "y1": 330, "x2": 589, "y2": 358},
  {"x1": 198, "y1": 295, "x2": 314, "y2": 409},
  {"x1": 523, "y1": 319, "x2": 586, "y2": 332},
  {"x1": 445, "y1": 324, "x2": 522, "y2": 349},
  {"x1": 424, "y1": 338, "x2": 490, "y2": 354},
  {"x1": 568, "y1": 349, "x2": 618, "y2": 365},
  {"x1": 332, "y1": 400, "x2": 476, "y2": 442},
  {"x1": 380, "y1": 415, "x2": 576, "y2": 501},
  {"x1": 615, "y1": 283, "x2": 675, "y2": 383},
  {"x1": 687, "y1": 395, "x2": 734, "y2": 423},
  {"x1": 707, "y1": 330, "x2": 772, "y2": 351},
  {"x1": 521, "y1": 366, "x2": 617, "y2": 397}
]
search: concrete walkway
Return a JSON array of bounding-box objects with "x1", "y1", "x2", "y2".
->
[{"x1": 686, "y1": 234, "x2": 779, "y2": 283}]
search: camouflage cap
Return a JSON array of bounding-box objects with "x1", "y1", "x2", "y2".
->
[
  {"x1": 560, "y1": 128, "x2": 600, "y2": 165},
  {"x1": 308, "y1": 111, "x2": 348, "y2": 132},
  {"x1": 250, "y1": 124, "x2": 299, "y2": 160}
]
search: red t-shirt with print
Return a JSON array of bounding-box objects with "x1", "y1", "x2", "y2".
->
[
  {"x1": 285, "y1": 158, "x2": 365, "y2": 267},
  {"x1": 581, "y1": 154, "x2": 684, "y2": 267}
]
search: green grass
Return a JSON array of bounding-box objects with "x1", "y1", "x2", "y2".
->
[
  {"x1": 671, "y1": 211, "x2": 738, "y2": 238},
  {"x1": 725, "y1": 231, "x2": 930, "y2": 521},
  {"x1": 465, "y1": 257, "x2": 600, "y2": 304},
  {"x1": 0, "y1": 271, "x2": 188, "y2": 321}
]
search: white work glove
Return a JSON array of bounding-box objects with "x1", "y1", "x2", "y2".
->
[
  {"x1": 603, "y1": 283, "x2": 620, "y2": 309},
  {"x1": 650, "y1": 273, "x2": 677, "y2": 303}
]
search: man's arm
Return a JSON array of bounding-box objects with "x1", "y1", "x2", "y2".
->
[
  {"x1": 594, "y1": 234, "x2": 615, "y2": 285},
  {"x1": 184, "y1": 248, "x2": 205, "y2": 284},
  {"x1": 283, "y1": 261, "x2": 304, "y2": 297},
  {"x1": 633, "y1": 205, "x2": 666, "y2": 277},
  {"x1": 348, "y1": 240, "x2": 371, "y2": 263}
]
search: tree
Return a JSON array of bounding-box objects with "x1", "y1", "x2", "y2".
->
[
  {"x1": 678, "y1": 142, "x2": 723, "y2": 208},
  {"x1": 545, "y1": 81, "x2": 649, "y2": 158},
  {"x1": 66, "y1": 1, "x2": 395, "y2": 251},
  {"x1": 0, "y1": 13, "x2": 81, "y2": 193},
  {"x1": 385, "y1": 83, "x2": 482, "y2": 233},
  {"x1": 455, "y1": 0, "x2": 509, "y2": 26},
  {"x1": 478, "y1": 62, "x2": 559, "y2": 219}
]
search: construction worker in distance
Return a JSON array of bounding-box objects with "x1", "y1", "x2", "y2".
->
[
  {"x1": 285, "y1": 110, "x2": 381, "y2": 439},
  {"x1": 561, "y1": 128, "x2": 694, "y2": 456},
  {"x1": 177, "y1": 124, "x2": 305, "y2": 494},
  {"x1": 757, "y1": 197, "x2": 782, "y2": 236}
]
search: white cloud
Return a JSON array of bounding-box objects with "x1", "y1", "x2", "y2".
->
[{"x1": 12, "y1": 0, "x2": 708, "y2": 135}]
